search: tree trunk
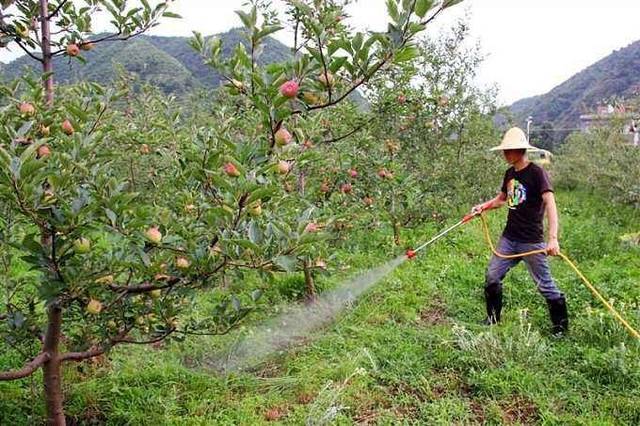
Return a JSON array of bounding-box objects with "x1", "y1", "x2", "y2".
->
[
  {"x1": 39, "y1": 0, "x2": 54, "y2": 106},
  {"x1": 303, "y1": 261, "x2": 316, "y2": 303},
  {"x1": 39, "y1": 2, "x2": 63, "y2": 422},
  {"x1": 393, "y1": 221, "x2": 401, "y2": 246},
  {"x1": 297, "y1": 169, "x2": 306, "y2": 196},
  {"x1": 43, "y1": 304, "x2": 65, "y2": 426}
]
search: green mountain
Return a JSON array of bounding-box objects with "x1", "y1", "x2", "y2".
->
[
  {"x1": 0, "y1": 28, "x2": 291, "y2": 93},
  {"x1": 510, "y1": 40, "x2": 640, "y2": 131}
]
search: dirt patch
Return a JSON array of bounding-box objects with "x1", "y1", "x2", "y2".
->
[
  {"x1": 297, "y1": 392, "x2": 315, "y2": 405},
  {"x1": 353, "y1": 409, "x2": 380, "y2": 425},
  {"x1": 418, "y1": 300, "x2": 448, "y2": 326},
  {"x1": 254, "y1": 361, "x2": 283, "y2": 378},
  {"x1": 387, "y1": 381, "x2": 428, "y2": 403},
  {"x1": 469, "y1": 399, "x2": 486, "y2": 424},
  {"x1": 67, "y1": 406, "x2": 108, "y2": 425},
  {"x1": 500, "y1": 395, "x2": 539, "y2": 425},
  {"x1": 390, "y1": 404, "x2": 419, "y2": 421}
]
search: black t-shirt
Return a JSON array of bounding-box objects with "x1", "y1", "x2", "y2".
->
[{"x1": 500, "y1": 163, "x2": 553, "y2": 243}]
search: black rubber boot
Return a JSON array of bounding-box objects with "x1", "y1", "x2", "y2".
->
[
  {"x1": 483, "y1": 283, "x2": 503, "y2": 325},
  {"x1": 547, "y1": 296, "x2": 569, "y2": 335}
]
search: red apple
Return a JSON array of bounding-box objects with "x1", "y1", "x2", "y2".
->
[
  {"x1": 276, "y1": 160, "x2": 290, "y2": 175},
  {"x1": 18, "y1": 102, "x2": 35, "y2": 116},
  {"x1": 66, "y1": 43, "x2": 80, "y2": 57},
  {"x1": 318, "y1": 71, "x2": 334, "y2": 87},
  {"x1": 341, "y1": 183, "x2": 352, "y2": 194},
  {"x1": 86, "y1": 299, "x2": 103, "y2": 315},
  {"x1": 145, "y1": 226, "x2": 162, "y2": 245},
  {"x1": 279, "y1": 80, "x2": 299, "y2": 98},
  {"x1": 223, "y1": 162, "x2": 241, "y2": 178},
  {"x1": 348, "y1": 169, "x2": 358, "y2": 178},
  {"x1": 175, "y1": 257, "x2": 191, "y2": 269},
  {"x1": 61, "y1": 119, "x2": 74, "y2": 135},
  {"x1": 274, "y1": 127, "x2": 292, "y2": 146},
  {"x1": 304, "y1": 222, "x2": 319, "y2": 233},
  {"x1": 37, "y1": 145, "x2": 51, "y2": 159}
]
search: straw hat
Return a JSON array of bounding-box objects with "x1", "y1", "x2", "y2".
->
[{"x1": 490, "y1": 127, "x2": 536, "y2": 151}]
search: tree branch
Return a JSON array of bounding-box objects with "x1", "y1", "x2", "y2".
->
[
  {"x1": 107, "y1": 277, "x2": 180, "y2": 294},
  {"x1": 419, "y1": 6, "x2": 445, "y2": 27},
  {"x1": 88, "y1": 102, "x2": 108, "y2": 135},
  {"x1": 321, "y1": 118, "x2": 373, "y2": 145},
  {"x1": 14, "y1": 38, "x2": 44, "y2": 63},
  {"x1": 46, "y1": 0, "x2": 68, "y2": 19},
  {"x1": 60, "y1": 328, "x2": 176, "y2": 362},
  {"x1": 0, "y1": 352, "x2": 49, "y2": 381}
]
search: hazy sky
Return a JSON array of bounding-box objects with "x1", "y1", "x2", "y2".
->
[{"x1": 2, "y1": 0, "x2": 640, "y2": 105}]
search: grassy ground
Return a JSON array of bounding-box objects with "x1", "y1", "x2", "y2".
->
[{"x1": 2, "y1": 190, "x2": 640, "y2": 425}]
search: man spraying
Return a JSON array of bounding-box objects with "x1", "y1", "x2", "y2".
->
[{"x1": 471, "y1": 127, "x2": 568, "y2": 335}]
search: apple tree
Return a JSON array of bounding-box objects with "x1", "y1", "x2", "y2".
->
[
  {"x1": 353, "y1": 21, "x2": 500, "y2": 245},
  {"x1": 191, "y1": 0, "x2": 465, "y2": 296}
]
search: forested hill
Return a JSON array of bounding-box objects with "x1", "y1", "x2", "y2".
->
[{"x1": 510, "y1": 39, "x2": 640, "y2": 129}]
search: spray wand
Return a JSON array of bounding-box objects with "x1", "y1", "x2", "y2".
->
[{"x1": 405, "y1": 212, "x2": 478, "y2": 260}]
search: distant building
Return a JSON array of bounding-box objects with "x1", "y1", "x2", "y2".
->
[{"x1": 579, "y1": 102, "x2": 638, "y2": 145}]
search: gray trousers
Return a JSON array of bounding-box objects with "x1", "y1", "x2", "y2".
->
[{"x1": 485, "y1": 236, "x2": 564, "y2": 301}]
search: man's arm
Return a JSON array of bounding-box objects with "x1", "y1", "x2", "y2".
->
[{"x1": 543, "y1": 191, "x2": 560, "y2": 256}]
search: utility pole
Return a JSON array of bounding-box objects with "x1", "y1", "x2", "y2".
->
[{"x1": 526, "y1": 116, "x2": 533, "y2": 142}]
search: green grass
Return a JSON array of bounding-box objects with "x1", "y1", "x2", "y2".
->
[{"x1": 2, "y1": 190, "x2": 640, "y2": 424}]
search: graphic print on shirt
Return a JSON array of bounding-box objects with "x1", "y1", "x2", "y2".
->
[{"x1": 506, "y1": 178, "x2": 527, "y2": 209}]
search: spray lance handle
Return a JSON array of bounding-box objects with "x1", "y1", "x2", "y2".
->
[
  {"x1": 406, "y1": 249, "x2": 417, "y2": 260},
  {"x1": 463, "y1": 201, "x2": 492, "y2": 223}
]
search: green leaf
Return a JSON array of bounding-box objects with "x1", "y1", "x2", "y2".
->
[
  {"x1": 105, "y1": 209, "x2": 117, "y2": 227},
  {"x1": 251, "y1": 289, "x2": 263, "y2": 302},
  {"x1": 393, "y1": 45, "x2": 420, "y2": 63},
  {"x1": 329, "y1": 56, "x2": 348, "y2": 73},
  {"x1": 274, "y1": 255, "x2": 297, "y2": 272},
  {"x1": 415, "y1": 0, "x2": 433, "y2": 18},
  {"x1": 231, "y1": 295, "x2": 241, "y2": 312},
  {"x1": 235, "y1": 10, "x2": 253, "y2": 29},
  {"x1": 256, "y1": 25, "x2": 283, "y2": 40},
  {"x1": 162, "y1": 11, "x2": 182, "y2": 18},
  {"x1": 352, "y1": 32, "x2": 364, "y2": 52},
  {"x1": 444, "y1": 0, "x2": 464, "y2": 8},
  {"x1": 248, "y1": 221, "x2": 262, "y2": 244},
  {"x1": 16, "y1": 121, "x2": 34, "y2": 138},
  {"x1": 386, "y1": 0, "x2": 400, "y2": 23}
]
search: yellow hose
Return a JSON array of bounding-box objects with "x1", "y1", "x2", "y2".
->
[{"x1": 478, "y1": 213, "x2": 640, "y2": 340}]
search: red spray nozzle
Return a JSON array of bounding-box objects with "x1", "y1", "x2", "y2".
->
[{"x1": 406, "y1": 249, "x2": 417, "y2": 260}]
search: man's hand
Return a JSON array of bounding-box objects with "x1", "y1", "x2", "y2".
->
[
  {"x1": 472, "y1": 200, "x2": 492, "y2": 214},
  {"x1": 546, "y1": 237, "x2": 560, "y2": 256}
]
